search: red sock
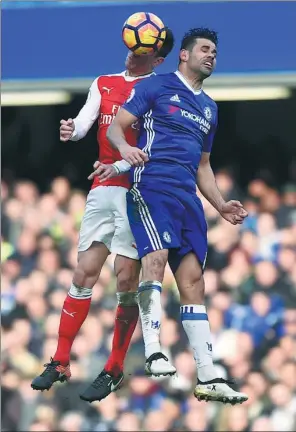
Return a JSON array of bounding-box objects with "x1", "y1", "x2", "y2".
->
[
  {"x1": 105, "y1": 304, "x2": 139, "y2": 377},
  {"x1": 53, "y1": 294, "x2": 91, "y2": 366}
]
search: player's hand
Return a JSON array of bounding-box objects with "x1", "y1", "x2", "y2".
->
[
  {"x1": 88, "y1": 161, "x2": 118, "y2": 182},
  {"x1": 219, "y1": 200, "x2": 248, "y2": 225},
  {"x1": 60, "y1": 118, "x2": 75, "y2": 142},
  {"x1": 120, "y1": 145, "x2": 148, "y2": 166}
]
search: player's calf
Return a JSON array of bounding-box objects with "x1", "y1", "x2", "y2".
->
[
  {"x1": 80, "y1": 258, "x2": 140, "y2": 402},
  {"x1": 176, "y1": 253, "x2": 217, "y2": 381},
  {"x1": 32, "y1": 245, "x2": 109, "y2": 392},
  {"x1": 175, "y1": 253, "x2": 248, "y2": 403},
  {"x1": 137, "y1": 251, "x2": 176, "y2": 376},
  {"x1": 104, "y1": 255, "x2": 140, "y2": 376},
  {"x1": 104, "y1": 291, "x2": 139, "y2": 377}
]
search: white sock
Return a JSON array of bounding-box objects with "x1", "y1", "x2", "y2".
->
[
  {"x1": 138, "y1": 280, "x2": 162, "y2": 358},
  {"x1": 181, "y1": 304, "x2": 217, "y2": 382}
]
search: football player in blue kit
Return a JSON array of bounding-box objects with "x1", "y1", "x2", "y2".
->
[{"x1": 92, "y1": 28, "x2": 248, "y2": 404}]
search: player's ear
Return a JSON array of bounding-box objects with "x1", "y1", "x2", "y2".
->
[
  {"x1": 153, "y1": 56, "x2": 165, "y2": 67},
  {"x1": 179, "y1": 49, "x2": 189, "y2": 63}
]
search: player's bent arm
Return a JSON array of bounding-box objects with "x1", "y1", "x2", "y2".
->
[
  {"x1": 107, "y1": 109, "x2": 148, "y2": 166},
  {"x1": 70, "y1": 79, "x2": 101, "y2": 141},
  {"x1": 197, "y1": 152, "x2": 226, "y2": 214},
  {"x1": 107, "y1": 108, "x2": 138, "y2": 151}
]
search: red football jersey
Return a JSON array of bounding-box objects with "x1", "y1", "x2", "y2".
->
[
  {"x1": 71, "y1": 71, "x2": 154, "y2": 190},
  {"x1": 94, "y1": 73, "x2": 144, "y2": 188}
]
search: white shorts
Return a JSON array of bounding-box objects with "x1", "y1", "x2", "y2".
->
[{"x1": 78, "y1": 186, "x2": 138, "y2": 260}]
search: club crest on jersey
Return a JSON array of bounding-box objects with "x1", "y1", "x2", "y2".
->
[
  {"x1": 126, "y1": 88, "x2": 135, "y2": 103},
  {"x1": 163, "y1": 231, "x2": 171, "y2": 243},
  {"x1": 204, "y1": 106, "x2": 212, "y2": 121}
]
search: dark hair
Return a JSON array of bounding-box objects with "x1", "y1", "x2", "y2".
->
[
  {"x1": 157, "y1": 27, "x2": 175, "y2": 58},
  {"x1": 181, "y1": 27, "x2": 218, "y2": 51}
]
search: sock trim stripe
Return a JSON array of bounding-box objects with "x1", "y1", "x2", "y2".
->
[
  {"x1": 116, "y1": 292, "x2": 138, "y2": 306},
  {"x1": 181, "y1": 312, "x2": 208, "y2": 321},
  {"x1": 68, "y1": 292, "x2": 92, "y2": 300},
  {"x1": 138, "y1": 284, "x2": 161, "y2": 293},
  {"x1": 181, "y1": 305, "x2": 206, "y2": 314},
  {"x1": 69, "y1": 283, "x2": 92, "y2": 299},
  {"x1": 139, "y1": 280, "x2": 162, "y2": 288}
]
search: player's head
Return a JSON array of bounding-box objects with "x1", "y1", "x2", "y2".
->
[
  {"x1": 179, "y1": 28, "x2": 218, "y2": 80},
  {"x1": 125, "y1": 28, "x2": 175, "y2": 76},
  {"x1": 156, "y1": 27, "x2": 175, "y2": 59}
]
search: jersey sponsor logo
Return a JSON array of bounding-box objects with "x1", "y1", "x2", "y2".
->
[
  {"x1": 204, "y1": 106, "x2": 212, "y2": 121},
  {"x1": 180, "y1": 109, "x2": 211, "y2": 134},
  {"x1": 99, "y1": 101, "x2": 138, "y2": 130},
  {"x1": 131, "y1": 120, "x2": 140, "y2": 131},
  {"x1": 99, "y1": 104, "x2": 119, "y2": 125},
  {"x1": 100, "y1": 113, "x2": 115, "y2": 125},
  {"x1": 170, "y1": 94, "x2": 181, "y2": 102},
  {"x1": 126, "y1": 88, "x2": 135, "y2": 103}
]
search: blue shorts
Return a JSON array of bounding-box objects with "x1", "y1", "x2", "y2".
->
[{"x1": 127, "y1": 184, "x2": 208, "y2": 274}]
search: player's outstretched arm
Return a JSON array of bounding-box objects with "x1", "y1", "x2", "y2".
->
[
  {"x1": 107, "y1": 109, "x2": 148, "y2": 166},
  {"x1": 197, "y1": 152, "x2": 248, "y2": 225},
  {"x1": 60, "y1": 79, "x2": 101, "y2": 142}
]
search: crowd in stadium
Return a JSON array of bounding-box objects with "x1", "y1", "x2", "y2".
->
[{"x1": 1, "y1": 172, "x2": 296, "y2": 432}]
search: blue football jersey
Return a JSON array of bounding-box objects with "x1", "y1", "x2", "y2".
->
[{"x1": 122, "y1": 71, "x2": 218, "y2": 193}]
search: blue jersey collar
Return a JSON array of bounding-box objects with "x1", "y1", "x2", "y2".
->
[{"x1": 174, "y1": 70, "x2": 202, "y2": 95}]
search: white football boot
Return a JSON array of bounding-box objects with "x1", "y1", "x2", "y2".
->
[
  {"x1": 145, "y1": 352, "x2": 176, "y2": 377},
  {"x1": 194, "y1": 378, "x2": 248, "y2": 405}
]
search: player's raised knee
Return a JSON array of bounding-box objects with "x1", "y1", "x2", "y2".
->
[
  {"x1": 73, "y1": 262, "x2": 100, "y2": 287},
  {"x1": 114, "y1": 256, "x2": 140, "y2": 292},
  {"x1": 116, "y1": 270, "x2": 138, "y2": 293}
]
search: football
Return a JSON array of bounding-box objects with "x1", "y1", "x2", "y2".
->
[{"x1": 122, "y1": 12, "x2": 167, "y2": 56}]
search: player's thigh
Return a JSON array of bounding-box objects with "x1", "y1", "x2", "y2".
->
[
  {"x1": 114, "y1": 254, "x2": 141, "y2": 292},
  {"x1": 174, "y1": 252, "x2": 205, "y2": 304},
  {"x1": 169, "y1": 194, "x2": 208, "y2": 274},
  {"x1": 126, "y1": 185, "x2": 183, "y2": 259},
  {"x1": 110, "y1": 186, "x2": 139, "y2": 260},
  {"x1": 78, "y1": 187, "x2": 115, "y2": 253},
  {"x1": 185, "y1": 195, "x2": 208, "y2": 269}
]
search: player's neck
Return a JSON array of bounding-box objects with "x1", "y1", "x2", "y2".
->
[
  {"x1": 177, "y1": 67, "x2": 203, "y2": 91},
  {"x1": 126, "y1": 69, "x2": 153, "y2": 78}
]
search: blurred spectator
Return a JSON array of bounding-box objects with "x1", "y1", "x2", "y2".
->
[{"x1": 1, "y1": 175, "x2": 296, "y2": 431}]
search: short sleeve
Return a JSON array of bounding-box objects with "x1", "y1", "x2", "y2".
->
[
  {"x1": 122, "y1": 77, "x2": 157, "y2": 118},
  {"x1": 203, "y1": 107, "x2": 218, "y2": 153}
]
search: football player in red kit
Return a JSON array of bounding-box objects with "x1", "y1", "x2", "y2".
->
[{"x1": 31, "y1": 28, "x2": 175, "y2": 403}]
